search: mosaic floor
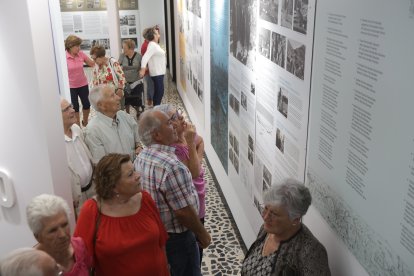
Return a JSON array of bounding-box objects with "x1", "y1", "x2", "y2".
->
[
  {"x1": 163, "y1": 74, "x2": 247, "y2": 276},
  {"x1": 84, "y1": 70, "x2": 247, "y2": 275}
]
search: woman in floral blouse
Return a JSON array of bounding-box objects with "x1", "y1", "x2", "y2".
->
[{"x1": 90, "y1": 45, "x2": 126, "y2": 109}]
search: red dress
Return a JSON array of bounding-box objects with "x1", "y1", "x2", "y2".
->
[{"x1": 74, "y1": 191, "x2": 169, "y2": 276}]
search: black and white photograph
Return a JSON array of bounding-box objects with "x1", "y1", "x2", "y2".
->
[
  {"x1": 258, "y1": 28, "x2": 271, "y2": 59},
  {"x1": 229, "y1": 94, "x2": 240, "y2": 115},
  {"x1": 234, "y1": 156, "x2": 239, "y2": 173},
  {"x1": 263, "y1": 165, "x2": 272, "y2": 186},
  {"x1": 254, "y1": 197, "x2": 262, "y2": 215},
  {"x1": 263, "y1": 180, "x2": 271, "y2": 193},
  {"x1": 293, "y1": 0, "x2": 308, "y2": 34},
  {"x1": 276, "y1": 128, "x2": 285, "y2": 153},
  {"x1": 120, "y1": 15, "x2": 129, "y2": 26},
  {"x1": 229, "y1": 148, "x2": 234, "y2": 164},
  {"x1": 251, "y1": 82, "x2": 256, "y2": 95},
  {"x1": 234, "y1": 137, "x2": 239, "y2": 156},
  {"x1": 230, "y1": 0, "x2": 257, "y2": 69},
  {"x1": 277, "y1": 87, "x2": 288, "y2": 118},
  {"x1": 129, "y1": 27, "x2": 136, "y2": 35},
  {"x1": 241, "y1": 92, "x2": 247, "y2": 111},
  {"x1": 286, "y1": 39, "x2": 305, "y2": 80},
  {"x1": 188, "y1": 0, "x2": 202, "y2": 18},
  {"x1": 259, "y1": 0, "x2": 279, "y2": 24},
  {"x1": 198, "y1": 83, "x2": 203, "y2": 102},
  {"x1": 229, "y1": 131, "x2": 234, "y2": 148},
  {"x1": 248, "y1": 134, "x2": 254, "y2": 151},
  {"x1": 271, "y1": 32, "x2": 286, "y2": 68},
  {"x1": 127, "y1": 15, "x2": 136, "y2": 26},
  {"x1": 248, "y1": 148, "x2": 254, "y2": 165},
  {"x1": 281, "y1": 0, "x2": 293, "y2": 29}
]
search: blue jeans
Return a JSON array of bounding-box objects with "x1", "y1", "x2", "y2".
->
[
  {"x1": 151, "y1": 75, "x2": 165, "y2": 106},
  {"x1": 166, "y1": 231, "x2": 201, "y2": 276},
  {"x1": 144, "y1": 74, "x2": 154, "y2": 101}
]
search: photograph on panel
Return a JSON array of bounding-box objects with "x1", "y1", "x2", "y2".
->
[
  {"x1": 286, "y1": 39, "x2": 305, "y2": 80},
  {"x1": 258, "y1": 27, "x2": 271, "y2": 59},
  {"x1": 262, "y1": 165, "x2": 272, "y2": 192},
  {"x1": 129, "y1": 28, "x2": 136, "y2": 35},
  {"x1": 254, "y1": 196, "x2": 263, "y2": 214},
  {"x1": 248, "y1": 134, "x2": 254, "y2": 151},
  {"x1": 241, "y1": 91, "x2": 248, "y2": 111},
  {"x1": 198, "y1": 81, "x2": 203, "y2": 102},
  {"x1": 250, "y1": 82, "x2": 256, "y2": 95},
  {"x1": 234, "y1": 155, "x2": 239, "y2": 173},
  {"x1": 276, "y1": 128, "x2": 285, "y2": 153},
  {"x1": 248, "y1": 148, "x2": 254, "y2": 165},
  {"x1": 127, "y1": 15, "x2": 136, "y2": 26},
  {"x1": 229, "y1": 148, "x2": 234, "y2": 164},
  {"x1": 281, "y1": 0, "x2": 293, "y2": 29},
  {"x1": 230, "y1": 0, "x2": 257, "y2": 69},
  {"x1": 229, "y1": 130, "x2": 235, "y2": 148},
  {"x1": 271, "y1": 32, "x2": 286, "y2": 68},
  {"x1": 229, "y1": 93, "x2": 240, "y2": 116},
  {"x1": 293, "y1": 0, "x2": 308, "y2": 34},
  {"x1": 234, "y1": 136, "x2": 239, "y2": 157},
  {"x1": 277, "y1": 87, "x2": 289, "y2": 118},
  {"x1": 188, "y1": 0, "x2": 202, "y2": 18},
  {"x1": 259, "y1": 0, "x2": 279, "y2": 24}
]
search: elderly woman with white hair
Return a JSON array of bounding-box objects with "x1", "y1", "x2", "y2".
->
[
  {"x1": 241, "y1": 179, "x2": 331, "y2": 276},
  {"x1": 26, "y1": 194, "x2": 92, "y2": 275}
]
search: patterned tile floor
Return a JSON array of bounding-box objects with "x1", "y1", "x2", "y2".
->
[
  {"x1": 163, "y1": 74, "x2": 247, "y2": 275},
  {"x1": 84, "y1": 70, "x2": 247, "y2": 275}
]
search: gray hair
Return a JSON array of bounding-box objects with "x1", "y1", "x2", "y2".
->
[
  {"x1": 26, "y1": 194, "x2": 71, "y2": 235},
  {"x1": 0, "y1": 248, "x2": 43, "y2": 276},
  {"x1": 138, "y1": 109, "x2": 162, "y2": 146},
  {"x1": 89, "y1": 85, "x2": 113, "y2": 111},
  {"x1": 263, "y1": 178, "x2": 311, "y2": 220},
  {"x1": 153, "y1": 104, "x2": 175, "y2": 116}
]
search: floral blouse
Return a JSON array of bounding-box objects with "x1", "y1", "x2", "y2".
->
[{"x1": 92, "y1": 57, "x2": 126, "y2": 89}]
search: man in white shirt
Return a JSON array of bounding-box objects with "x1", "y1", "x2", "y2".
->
[
  {"x1": 61, "y1": 99, "x2": 94, "y2": 216},
  {"x1": 85, "y1": 85, "x2": 141, "y2": 164}
]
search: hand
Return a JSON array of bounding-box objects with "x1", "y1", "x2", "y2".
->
[
  {"x1": 135, "y1": 145, "x2": 143, "y2": 155},
  {"x1": 139, "y1": 68, "x2": 146, "y2": 78},
  {"x1": 116, "y1": 88, "x2": 124, "y2": 97},
  {"x1": 183, "y1": 123, "x2": 196, "y2": 145},
  {"x1": 197, "y1": 231, "x2": 211, "y2": 249}
]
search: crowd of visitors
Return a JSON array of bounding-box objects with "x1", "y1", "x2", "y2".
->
[{"x1": 0, "y1": 29, "x2": 331, "y2": 276}]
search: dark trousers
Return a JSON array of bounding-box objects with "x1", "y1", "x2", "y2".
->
[
  {"x1": 70, "y1": 85, "x2": 90, "y2": 112},
  {"x1": 151, "y1": 75, "x2": 165, "y2": 106},
  {"x1": 166, "y1": 230, "x2": 201, "y2": 276}
]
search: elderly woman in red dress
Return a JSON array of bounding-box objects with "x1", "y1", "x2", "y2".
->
[{"x1": 74, "y1": 153, "x2": 169, "y2": 276}]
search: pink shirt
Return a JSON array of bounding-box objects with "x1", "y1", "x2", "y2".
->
[{"x1": 66, "y1": 50, "x2": 89, "y2": 88}]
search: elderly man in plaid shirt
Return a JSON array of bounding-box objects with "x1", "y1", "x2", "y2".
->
[{"x1": 134, "y1": 109, "x2": 211, "y2": 276}]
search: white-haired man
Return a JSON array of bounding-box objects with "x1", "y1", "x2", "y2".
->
[
  {"x1": 0, "y1": 248, "x2": 62, "y2": 276},
  {"x1": 134, "y1": 109, "x2": 211, "y2": 276},
  {"x1": 61, "y1": 98, "x2": 94, "y2": 216},
  {"x1": 85, "y1": 85, "x2": 141, "y2": 164}
]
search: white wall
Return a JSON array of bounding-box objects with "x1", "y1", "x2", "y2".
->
[
  {"x1": 0, "y1": 0, "x2": 73, "y2": 256},
  {"x1": 138, "y1": 0, "x2": 166, "y2": 47}
]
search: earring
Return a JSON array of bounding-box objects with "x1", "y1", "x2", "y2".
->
[{"x1": 116, "y1": 193, "x2": 120, "y2": 198}]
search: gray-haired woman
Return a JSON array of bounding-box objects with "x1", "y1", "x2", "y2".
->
[
  {"x1": 241, "y1": 179, "x2": 331, "y2": 276},
  {"x1": 26, "y1": 194, "x2": 92, "y2": 275}
]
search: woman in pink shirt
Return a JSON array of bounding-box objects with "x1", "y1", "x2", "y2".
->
[{"x1": 65, "y1": 35, "x2": 95, "y2": 127}]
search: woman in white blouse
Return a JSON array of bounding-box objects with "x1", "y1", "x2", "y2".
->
[{"x1": 139, "y1": 27, "x2": 166, "y2": 106}]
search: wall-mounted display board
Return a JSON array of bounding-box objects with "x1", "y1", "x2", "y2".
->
[
  {"x1": 177, "y1": 0, "x2": 205, "y2": 126},
  {"x1": 306, "y1": 0, "x2": 414, "y2": 275},
  {"x1": 60, "y1": 0, "x2": 138, "y2": 12},
  {"x1": 210, "y1": 0, "x2": 229, "y2": 172},
  {"x1": 60, "y1": 0, "x2": 141, "y2": 55},
  {"x1": 226, "y1": 0, "x2": 315, "y2": 228}
]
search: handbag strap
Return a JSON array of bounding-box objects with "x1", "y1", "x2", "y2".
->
[{"x1": 108, "y1": 58, "x2": 119, "y2": 87}]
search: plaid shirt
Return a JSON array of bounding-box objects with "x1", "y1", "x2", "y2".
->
[{"x1": 134, "y1": 144, "x2": 199, "y2": 233}]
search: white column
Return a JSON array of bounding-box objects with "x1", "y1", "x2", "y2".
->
[{"x1": 107, "y1": 0, "x2": 122, "y2": 57}]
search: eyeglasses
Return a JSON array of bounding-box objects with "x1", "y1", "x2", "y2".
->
[
  {"x1": 61, "y1": 104, "x2": 73, "y2": 113},
  {"x1": 169, "y1": 108, "x2": 183, "y2": 122},
  {"x1": 260, "y1": 204, "x2": 279, "y2": 220}
]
